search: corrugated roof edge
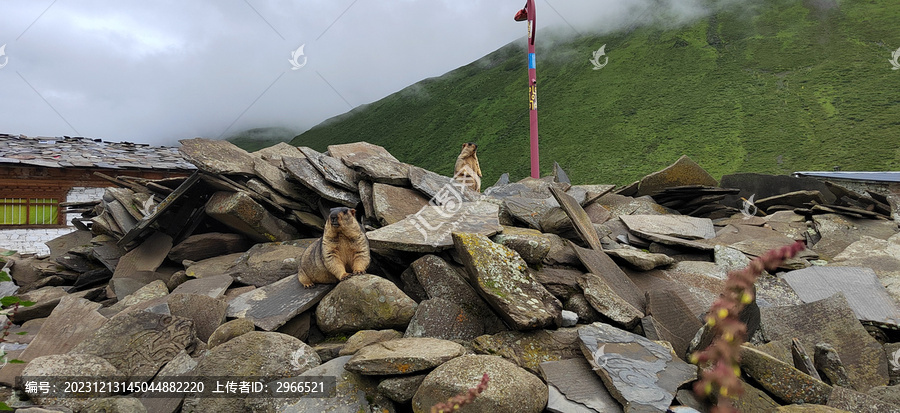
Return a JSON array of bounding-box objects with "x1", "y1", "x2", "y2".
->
[{"x1": 792, "y1": 171, "x2": 900, "y2": 183}]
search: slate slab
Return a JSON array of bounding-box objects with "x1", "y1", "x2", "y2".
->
[
  {"x1": 580, "y1": 274, "x2": 645, "y2": 329},
  {"x1": 827, "y1": 386, "x2": 900, "y2": 413},
  {"x1": 620, "y1": 215, "x2": 715, "y2": 240},
  {"x1": 404, "y1": 298, "x2": 484, "y2": 341},
  {"x1": 578, "y1": 322, "x2": 697, "y2": 412},
  {"x1": 408, "y1": 165, "x2": 479, "y2": 201},
  {"x1": 167, "y1": 293, "x2": 227, "y2": 343},
  {"x1": 634, "y1": 155, "x2": 717, "y2": 197},
  {"x1": 168, "y1": 232, "x2": 251, "y2": 263},
  {"x1": 112, "y1": 231, "x2": 172, "y2": 280},
  {"x1": 783, "y1": 266, "x2": 900, "y2": 327},
  {"x1": 811, "y1": 213, "x2": 899, "y2": 260},
  {"x1": 0, "y1": 296, "x2": 109, "y2": 386},
  {"x1": 170, "y1": 274, "x2": 233, "y2": 298},
  {"x1": 372, "y1": 183, "x2": 430, "y2": 225},
  {"x1": 328, "y1": 142, "x2": 410, "y2": 185},
  {"x1": 275, "y1": 355, "x2": 395, "y2": 413},
  {"x1": 282, "y1": 155, "x2": 361, "y2": 207},
  {"x1": 540, "y1": 358, "x2": 623, "y2": 413},
  {"x1": 72, "y1": 311, "x2": 195, "y2": 381},
  {"x1": 367, "y1": 201, "x2": 502, "y2": 252},
  {"x1": 345, "y1": 337, "x2": 465, "y2": 375},
  {"x1": 550, "y1": 186, "x2": 603, "y2": 250},
  {"x1": 645, "y1": 289, "x2": 703, "y2": 360},
  {"x1": 298, "y1": 146, "x2": 360, "y2": 191},
  {"x1": 739, "y1": 345, "x2": 832, "y2": 405},
  {"x1": 760, "y1": 292, "x2": 889, "y2": 392},
  {"x1": 205, "y1": 191, "x2": 299, "y2": 242},
  {"x1": 178, "y1": 138, "x2": 256, "y2": 175},
  {"x1": 453, "y1": 232, "x2": 562, "y2": 330},
  {"x1": 472, "y1": 328, "x2": 582, "y2": 376},
  {"x1": 571, "y1": 243, "x2": 645, "y2": 312},
  {"x1": 226, "y1": 275, "x2": 332, "y2": 331}
]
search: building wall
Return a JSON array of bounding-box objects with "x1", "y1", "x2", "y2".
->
[{"x1": 0, "y1": 187, "x2": 105, "y2": 255}]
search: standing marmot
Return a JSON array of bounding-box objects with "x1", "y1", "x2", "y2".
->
[
  {"x1": 297, "y1": 207, "x2": 370, "y2": 288},
  {"x1": 454, "y1": 142, "x2": 482, "y2": 193}
]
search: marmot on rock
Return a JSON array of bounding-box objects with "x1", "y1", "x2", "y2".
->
[
  {"x1": 454, "y1": 142, "x2": 482, "y2": 193},
  {"x1": 297, "y1": 207, "x2": 370, "y2": 288}
]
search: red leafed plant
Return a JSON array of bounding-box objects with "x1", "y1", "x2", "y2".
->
[
  {"x1": 691, "y1": 241, "x2": 805, "y2": 413},
  {"x1": 430, "y1": 373, "x2": 489, "y2": 413}
]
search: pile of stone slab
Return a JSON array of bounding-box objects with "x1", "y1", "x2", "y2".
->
[{"x1": 1, "y1": 139, "x2": 899, "y2": 413}]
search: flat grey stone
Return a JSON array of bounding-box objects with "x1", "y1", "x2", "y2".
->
[
  {"x1": 205, "y1": 191, "x2": 299, "y2": 242},
  {"x1": 404, "y1": 298, "x2": 484, "y2": 341},
  {"x1": 634, "y1": 155, "x2": 717, "y2": 197},
  {"x1": 170, "y1": 274, "x2": 233, "y2": 298},
  {"x1": 298, "y1": 146, "x2": 360, "y2": 191},
  {"x1": 620, "y1": 214, "x2": 715, "y2": 240},
  {"x1": 783, "y1": 266, "x2": 900, "y2": 327},
  {"x1": 345, "y1": 337, "x2": 465, "y2": 375},
  {"x1": 328, "y1": 142, "x2": 410, "y2": 186},
  {"x1": 227, "y1": 275, "x2": 332, "y2": 331},
  {"x1": 578, "y1": 322, "x2": 697, "y2": 412},
  {"x1": 283, "y1": 155, "x2": 361, "y2": 207},
  {"x1": 178, "y1": 138, "x2": 255, "y2": 175},
  {"x1": 740, "y1": 345, "x2": 832, "y2": 405},
  {"x1": 473, "y1": 328, "x2": 582, "y2": 376},
  {"x1": 827, "y1": 385, "x2": 900, "y2": 413},
  {"x1": 367, "y1": 201, "x2": 502, "y2": 252},
  {"x1": 168, "y1": 232, "x2": 251, "y2": 263},
  {"x1": 408, "y1": 165, "x2": 479, "y2": 201},
  {"x1": 378, "y1": 374, "x2": 427, "y2": 404},
  {"x1": 760, "y1": 292, "x2": 889, "y2": 392},
  {"x1": 372, "y1": 183, "x2": 430, "y2": 225},
  {"x1": 540, "y1": 358, "x2": 623, "y2": 413}
]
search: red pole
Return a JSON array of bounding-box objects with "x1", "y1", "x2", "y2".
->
[{"x1": 526, "y1": 0, "x2": 539, "y2": 178}]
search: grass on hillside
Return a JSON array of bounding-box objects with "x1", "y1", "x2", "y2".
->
[{"x1": 290, "y1": 0, "x2": 900, "y2": 186}]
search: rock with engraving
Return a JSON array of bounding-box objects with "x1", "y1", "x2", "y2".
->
[
  {"x1": 540, "y1": 358, "x2": 623, "y2": 413},
  {"x1": 404, "y1": 298, "x2": 485, "y2": 341},
  {"x1": 184, "y1": 331, "x2": 321, "y2": 413},
  {"x1": 367, "y1": 201, "x2": 502, "y2": 252},
  {"x1": 71, "y1": 311, "x2": 195, "y2": 381},
  {"x1": 578, "y1": 322, "x2": 697, "y2": 412},
  {"x1": 452, "y1": 233, "x2": 562, "y2": 330},
  {"x1": 620, "y1": 214, "x2": 715, "y2": 240}
]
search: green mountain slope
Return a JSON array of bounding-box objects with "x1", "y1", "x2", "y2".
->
[
  {"x1": 291, "y1": 0, "x2": 900, "y2": 186},
  {"x1": 227, "y1": 127, "x2": 297, "y2": 152}
]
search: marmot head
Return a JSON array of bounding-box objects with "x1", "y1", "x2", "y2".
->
[
  {"x1": 328, "y1": 207, "x2": 357, "y2": 228},
  {"x1": 459, "y1": 142, "x2": 478, "y2": 157}
]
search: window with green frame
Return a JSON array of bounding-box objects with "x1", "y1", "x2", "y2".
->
[{"x1": 0, "y1": 198, "x2": 60, "y2": 226}]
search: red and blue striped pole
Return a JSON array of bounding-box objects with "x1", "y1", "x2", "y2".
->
[{"x1": 515, "y1": 1, "x2": 539, "y2": 178}]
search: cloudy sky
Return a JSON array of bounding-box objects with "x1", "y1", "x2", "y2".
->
[{"x1": 0, "y1": 0, "x2": 721, "y2": 146}]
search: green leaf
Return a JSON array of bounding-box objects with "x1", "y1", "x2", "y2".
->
[
  {"x1": 0, "y1": 251, "x2": 15, "y2": 256},
  {"x1": 15, "y1": 332, "x2": 27, "y2": 335},
  {"x1": 0, "y1": 272, "x2": 9, "y2": 283},
  {"x1": 0, "y1": 401, "x2": 12, "y2": 411},
  {"x1": 0, "y1": 296, "x2": 19, "y2": 307},
  {"x1": 20, "y1": 300, "x2": 36, "y2": 307},
  {"x1": 8, "y1": 359, "x2": 25, "y2": 364}
]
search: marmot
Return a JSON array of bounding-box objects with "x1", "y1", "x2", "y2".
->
[
  {"x1": 297, "y1": 207, "x2": 370, "y2": 288},
  {"x1": 454, "y1": 142, "x2": 482, "y2": 193}
]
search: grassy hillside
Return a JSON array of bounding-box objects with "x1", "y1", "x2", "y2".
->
[
  {"x1": 227, "y1": 127, "x2": 297, "y2": 152},
  {"x1": 291, "y1": 0, "x2": 900, "y2": 186}
]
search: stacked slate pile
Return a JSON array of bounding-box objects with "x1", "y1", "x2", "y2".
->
[{"x1": 0, "y1": 140, "x2": 899, "y2": 413}]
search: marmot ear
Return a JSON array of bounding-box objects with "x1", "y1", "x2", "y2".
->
[{"x1": 349, "y1": 208, "x2": 356, "y2": 216}]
